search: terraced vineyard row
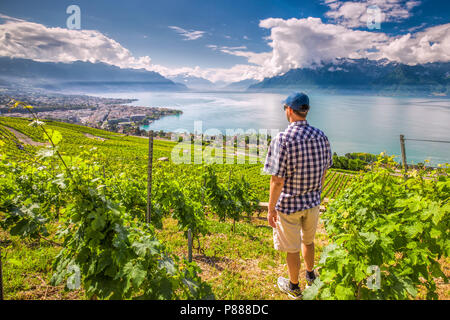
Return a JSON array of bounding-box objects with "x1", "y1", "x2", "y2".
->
[
  {"x1": 321, "y1": 171, "x2": 355, "y2": 201},
  {"x1": 0, "y1": 116, "x2": 174, "y2": 166}
]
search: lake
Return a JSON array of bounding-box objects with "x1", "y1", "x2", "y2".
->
[{"x1": 94, "y1": 91, "x2": 450, "y2": 166}]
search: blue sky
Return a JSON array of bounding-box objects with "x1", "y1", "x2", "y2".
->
[
  {"x1": 1, "y1": 0, "x2": 325, "y2": 68},
  {"x1": 0, "y1": 0, "x2": 449, "y2": 82}
]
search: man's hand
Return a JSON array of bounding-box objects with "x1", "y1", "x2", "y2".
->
[{"x1": 267, "y1": 208, "x2": 278, "y2": 228}]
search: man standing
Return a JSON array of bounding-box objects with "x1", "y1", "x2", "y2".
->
[{"x1": 263, "y1": 92, "x2": 332, "y2": 300}]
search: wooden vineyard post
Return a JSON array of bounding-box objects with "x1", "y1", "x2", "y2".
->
[
  {"x1": 227, "y1": 167, "x2": 237, "y2": 233},
  {"x1": 147, "y1": 130, "x2": 154, "y2": 224},
  {"x1": 0, "y1": 247, "x2": 3, "y2": 300},
  {"x1": 201, "y1": 167, "x2": 206, "y2": 214},
  {"x1": 188, "y1": 229, "x2": 193, "y2": 263},
  {"x1": 400, "y1": 134, "x2": 408, "y2": 180}
]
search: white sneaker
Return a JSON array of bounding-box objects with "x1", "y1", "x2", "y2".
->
[{"x1": 277, "y1": 276, "x2": 302, "y2": 300}]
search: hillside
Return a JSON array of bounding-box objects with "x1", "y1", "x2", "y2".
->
[{"x1": 0, "y1": 116, "x2": 355, "y2": 202}]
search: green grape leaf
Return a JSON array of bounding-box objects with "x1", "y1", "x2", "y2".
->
[
  {"x1": 335, "y1": 285, "x2": 355, "y2": 300},
  {"x1": 43, "y1": 129, "x2": 63, "y2": 145},
  {"x1": 302, "y1": 278, "x2": 323, "y2": 300}
]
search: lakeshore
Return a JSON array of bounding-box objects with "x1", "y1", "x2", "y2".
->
[{"x1": 0, "y1": 90, "x2": 182, "y2": 134}]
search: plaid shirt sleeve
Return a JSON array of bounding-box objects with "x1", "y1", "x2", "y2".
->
[{"x1": 263, "y1": 133, "x2": 288, "y2": 178}]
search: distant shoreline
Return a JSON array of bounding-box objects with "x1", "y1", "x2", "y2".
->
[{"x1": 0, "y1": 89, "x2": 183, "y2": 136}]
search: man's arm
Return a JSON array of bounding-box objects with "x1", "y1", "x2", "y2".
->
[
  {"x1": 263, "y1": 132, "x2": 288, "y2": 228},
  {"x1": 267, "y1": 175, "x2": 284, "y2": 228}
]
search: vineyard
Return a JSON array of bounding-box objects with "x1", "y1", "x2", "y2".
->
[{"x1": 0, "y1": 106, "x2": 448, "y2": 300}]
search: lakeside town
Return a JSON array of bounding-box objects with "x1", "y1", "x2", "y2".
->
[{"x1": 0, "y1": 89, "x2": 182, "y2": 135}]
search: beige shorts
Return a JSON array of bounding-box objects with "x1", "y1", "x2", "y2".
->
[{"x1": 273, "y1": 206, "x2": 320, "y2": 253}]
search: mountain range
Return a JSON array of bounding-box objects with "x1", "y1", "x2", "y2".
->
[
  {"x1": 0, "y1": 57, "x2": 449, "y2": 95},
  {"x1": 167, "y1": 73, "x2": 217, "y2": 91},
  {"x1": 223, "y1": 78, "x2": 259, "y2": 91},
  {"x1": 0, "y1": 57, "x2": 187, "y2": 92},
  {"x1": 248, "y1": 58, "x2": 450, "y2": 96}
]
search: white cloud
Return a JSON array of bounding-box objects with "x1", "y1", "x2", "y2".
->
[
  {"x1": 324, "y1": 0, "x2": 421, "y2": 28},
  {"x1": 218, "y1": 48, "x2": 271, "y2": 67},
  {"x1": 205, "y1": 44, "x2": 270, "y2": 70},
  {"x1": 407, "y1": 22, "x2": 427, "y2": 33},
  {"x1": 256, "y1": 17, "x2": 389, "y2": 75},
  {"x1": 149, "y1": 63, "x2": 265, "y2": 83},
  {"x1": 168, "y1": 26, "x2": 205, "y2": 40},
  {"x1": 0, "y1": 14, "x2": 153, "y2": 70},
  {"x1": 206, "y1": 45, "x2": 248, "y2": 52},
  {"x1": 221, "y1": 46, "x2": 248, "y2": 50},
  {"x1": 379, "y1": 23, "x2": 450, "y2": 64}
]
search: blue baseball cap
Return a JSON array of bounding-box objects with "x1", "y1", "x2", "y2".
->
[{"x1": 283, "y1": 92, "x2": 310, "y2": 111}]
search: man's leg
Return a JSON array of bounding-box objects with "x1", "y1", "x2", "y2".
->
[
  {"x1": 286, "y1": 252, "x2": 301, "y2": 285},
  {"x1": 302, "y1": 242, "x2": 315, "y2": 272},
  {"x1": 300, "y1": 206, "x2": 320, "y2": 272},
  {"x1": 273, "y1": 210, "x2": 303, "y2": 294}
]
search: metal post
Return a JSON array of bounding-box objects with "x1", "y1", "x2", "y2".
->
[
  {"x1": 201, "y1": 167, "x2": 205, "y2": 213},
  {"x1": 147, "y1": 130, "x2": 154, "y2": 224},
  {"x1": 188, "y1": 229, "x2": 192, "y2": 263},
  {"x1": 400, "y1": 134, "x2": 407, "y2": 171}
]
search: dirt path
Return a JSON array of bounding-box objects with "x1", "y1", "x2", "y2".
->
[{"x1": 1, "y1": 125, "x2": 50, "y2": 147}]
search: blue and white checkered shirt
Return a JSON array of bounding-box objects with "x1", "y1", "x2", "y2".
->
[{"x1": 263, "y1": 120, "x2": 333, "y2": 214}]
